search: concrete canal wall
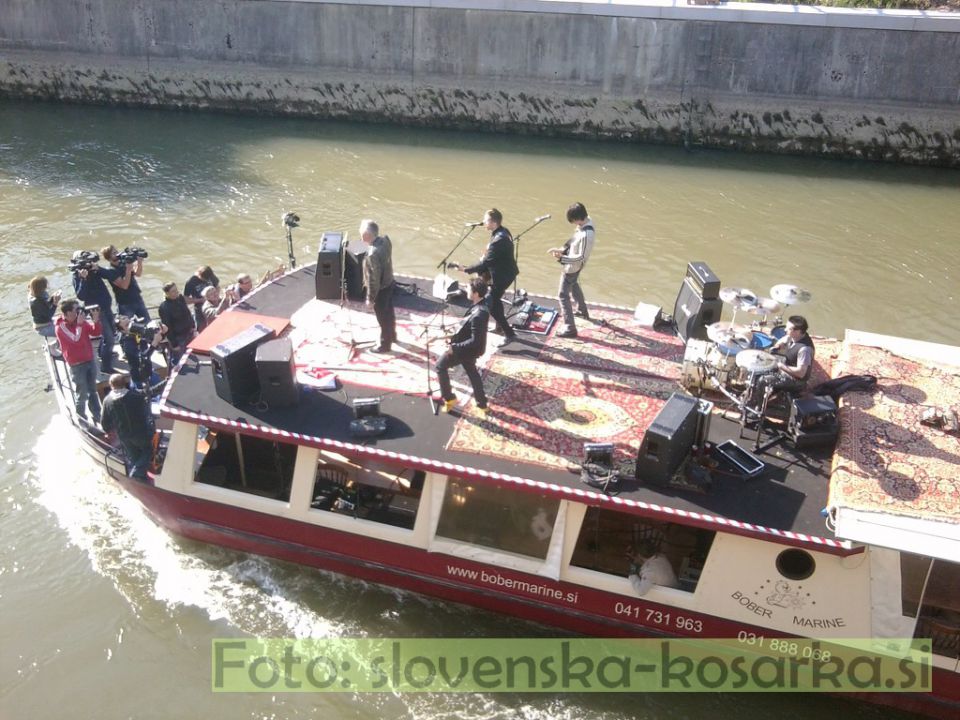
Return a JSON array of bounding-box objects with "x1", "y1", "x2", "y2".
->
[{"x1": 2, "y1": 0, "x2": 959, "y2": 166}]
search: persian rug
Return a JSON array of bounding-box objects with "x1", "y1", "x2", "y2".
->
[
  {"x1": 289, "y1": 299, "x2": 499, "y2": 396},
  {"x1": 829, "y1": 343, "x2": 960, "y2": 523},
  {"x1": 538, "y1": 306, "x2": 686, "y2": 380},
  {"x1": 447, "y1": 355, "x2": 682, "y2": 473}
]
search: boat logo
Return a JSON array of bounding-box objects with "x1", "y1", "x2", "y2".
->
[{"x1": 759, "y1": 579, "x2": 809, "y2": 609}]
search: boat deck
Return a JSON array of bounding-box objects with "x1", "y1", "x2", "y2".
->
[{"x1": 161, "y1": 264, "x2": 839, "y2": 542}]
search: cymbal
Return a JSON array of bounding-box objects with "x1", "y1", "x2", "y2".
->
[
  {"x1": 770, "y1": 284, "x2": 812, "y2": 305},
  {"x1": 719, "y1": 287, "x2": 758, "y2": 308},
  {"x1": 735, "y1": 349, "x2": 778, "y2": 373},
  {"x1": 706, "y1": 321, "x2": 754, "y2": 346},
  {"x1": 744, "y1": 297, "x2": 783, "y2": 315}
]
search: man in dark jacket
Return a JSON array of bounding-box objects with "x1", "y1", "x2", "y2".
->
[
  {"x1": 435, "y1": 278, "x2": 490, "y2": 413},
  {"x1": 73, "y1": 255, "x2": 117, "y2": 373},
  {"x1": 360, "y1": 218, "x2": 397, "y2": 353},
  {"x1": 158, "y1": 282, "x2": 196, "y2": 365},
  {"x1": 101, "y1": 373, "x2": 154, "y2": 479},
  {"x1": 458, "y1": 208, "x2": 518, "y2": 341}
]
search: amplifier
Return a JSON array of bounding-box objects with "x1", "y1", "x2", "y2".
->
[
  {"x1": 636, "y1": 393, "x2": 700, "y2": 486},
  {"x1": 255, "y1": 337, "x2": 298, "y2": 407},
  {"x1": 316, "y1": 232, "x2": 345, "y2": 300},
  {"x1": 685, "y1": 261, "x2": 720, "y2": 301},
  {"x1": 788, "y1": 395, "x2": 839, "y2": 449}
]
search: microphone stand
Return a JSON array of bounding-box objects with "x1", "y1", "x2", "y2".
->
[
  {"x1": 425, "y1": 335, "x2": 439, "y2": 415},
  {"x1": 508, "y1": 215, "x2": 550, "y2": 310},
  {"x1": 338, "y1": 233, "x2": 365, "y2": 362},
  {"x1": 434, "y1": 224, "x2": 477, "y2": 333}
]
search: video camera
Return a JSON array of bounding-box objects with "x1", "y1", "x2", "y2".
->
[
  {"x1": 116, "y1": 246, "x2": 149, "y2": 265},
  {"x1": 129, "y1": 318, "x2": 165, "y2": 344},
  {"x1": 68, "y1": 250, "x2": 100, "y2": 273}
]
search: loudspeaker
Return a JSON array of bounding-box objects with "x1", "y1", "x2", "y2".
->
[
  {"x1": 316, "y1": 232, "x2": 345, "y2": 299},
  {"x1": 788, "y1": 395, "x2": 838, "y2": 449},
  {"x1": 344, "y1": 239, "x2": 366, "y2": 301},
  {"x1": 255, "y1": 337, "x2": 299, "y2": 407},
  {"x1": 636, "y1": 393, "x2": 701, "y2": 486},
  {"x1": 674, "y1": 277, "x2": 723, "y2": 342},
  {"x1": 211, "y1": 323, "x2": 275, "y2": 405}
]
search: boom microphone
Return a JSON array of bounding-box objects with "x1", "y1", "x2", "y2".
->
[
  {"x1": 535, "y1": 214, "x2": 551, "y2": 223},
  {"x1": 464, "y1": 221, "x2": 484, "y2": 227}
]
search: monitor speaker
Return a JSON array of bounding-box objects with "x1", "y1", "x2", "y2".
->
[
  {"x1": 211, "y1": 323, "x2": 276, "y2": 405},
  {"x1": 788, "y1": 395, "x2": 838, "y2": 449},
  {"x1": 674, "y1": 277, "x2": 722, "y2": 343},
  {"x1": 256, "y1": 337, "x2": 299, "y2": 407},
  {"x1": 636, "y1": 393, "x2": 700, "y2": 486},
  {"x1": 344, "y1": 239, "x2": 366, "y2": 301},
  {"x1": 316, "y1": 232, "x2": 345, "y2": 300}
]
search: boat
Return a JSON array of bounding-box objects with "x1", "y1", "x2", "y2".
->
[{"x1": 42, "y1": 253, "x2": 959, "y2": 717}]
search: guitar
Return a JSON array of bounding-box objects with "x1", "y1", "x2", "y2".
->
[{"x1": 446, "y1": 261, "x2": 491, "y2": 284}]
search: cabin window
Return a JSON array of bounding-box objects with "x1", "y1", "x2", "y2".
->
[
  {"x1": 776, "y1": 549, "x2": 815, "y2": 581},
  {"x1": 310, "y1": 458, "x2": 424, "y2": 530},
  {"x1": 435, "y1": 480, "x2": 560, "y2": 560},
  {"x1": 194, "y1": 428, "x2": 295, "y2": 502},
  {"x1": 570, "y1": 508, "x2": 714, "y2": 592},
  {"x1": 907, "y1": 556, "x2": 960, "y2": 659}
]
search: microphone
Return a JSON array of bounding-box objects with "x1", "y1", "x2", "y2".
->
[
  {"x1": 464, "y1": 221, "x2": 484, "y2": 227},
  {"x1": 535, "y1": 214, "x2": 551, "y2": 223}
]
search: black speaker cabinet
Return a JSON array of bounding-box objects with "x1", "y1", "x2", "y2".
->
[
  {"x1": 211, "y1": 323, "x2": 276, "y2": 405},
  {"x1": 255, "y1": 337, "x2": 298, "y2": 407},
  {"x1": 636, "y1": 393, "x2": 700, "y2": 486},
  {"x1": 674, "y1": 277, "x2": 723, "y2": 343},
  {"x1": 788, "y1": 395, "x2": 839, "y2": 449},
  {"x1": 315, "y1": 232, "x2": 345, "y2": 300},
  {"x1": 344, "y1": 238, "x2": 366, "y2": 301}
]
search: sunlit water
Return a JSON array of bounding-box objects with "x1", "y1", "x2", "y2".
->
[{"x1": 3, "y1": 100, "x2": 957, "y2": 719}]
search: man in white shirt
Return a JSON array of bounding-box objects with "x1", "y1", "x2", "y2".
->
[{"x1": 549, "y1": 202, "x2": 595, "y2": 339}]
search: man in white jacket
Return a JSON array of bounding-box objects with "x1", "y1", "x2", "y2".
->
[{"x1": 549, "y1": 202, "x2": 595, "y2": 339}]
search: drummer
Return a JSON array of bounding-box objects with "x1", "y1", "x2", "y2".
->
[{"x1": 758, "y1": 315, "x2": 815, "y2": 397}]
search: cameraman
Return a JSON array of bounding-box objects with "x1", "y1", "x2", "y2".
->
[
  {"x1": 116, "y1": 315, "x2": 167, "y2": 389},
  {"x1": 72, "y1": 252, "x2": 117, "y2": 374},
  {"x1": 102, "y1": 244, "x2": 150, "y2": 320}
]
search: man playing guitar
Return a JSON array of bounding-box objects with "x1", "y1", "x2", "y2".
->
[
  {"x1": 548, "y1": 202, "x2": 595, "y2": 339},
  {"x1": 448, "y1": 208, "x2": 518, "y2": 341}
]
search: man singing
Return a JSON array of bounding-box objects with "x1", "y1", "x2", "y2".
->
[
  {"x1": 435, "y1": 278, "x2": 490, "y2": 414},
  {"x1": 360, "y1": 219, "x2": 396, "y2": 353},
  {"x1": 457, "y1": 208, "x2": 518, "y2": 341}
]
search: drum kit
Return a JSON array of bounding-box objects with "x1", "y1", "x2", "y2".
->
[{"x1": 683, "y1": 283, "x2": 812, "y2": 395}]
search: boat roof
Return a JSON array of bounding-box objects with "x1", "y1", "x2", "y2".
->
[{"x1": 158, "y1": 264, "x2": 955, "y2": 557}]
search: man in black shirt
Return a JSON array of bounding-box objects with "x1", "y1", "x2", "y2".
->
[
  {"x1": 435, "y1": 278, "x2": 490, "y2": 414},
  {"x1": 101, "y1": 373, "x2": 155, "y2": 479},
  {"x1": 158, "y1": 282, "x2": 196, "y2": 365},
  {"x1": 457, "y1": 208, "x2": 518, "y2": 341},
  {"x1": 102, "y1": 245, "x2": 149, "y2": 320}
]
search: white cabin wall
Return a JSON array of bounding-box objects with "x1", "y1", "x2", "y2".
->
[
  {"x1": 696, "y1": 533, "x2": 872, "y2": 636},
  {"x1": 156, "y1": 420, "x2": 198, "y2": 492},
  {"x1": 869, "y1": 546, "x2": 916, "y2": 639}
]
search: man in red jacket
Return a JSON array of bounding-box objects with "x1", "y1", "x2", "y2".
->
[{"x1": 55, "y1": 299, "x2": 103, "y2": 424}]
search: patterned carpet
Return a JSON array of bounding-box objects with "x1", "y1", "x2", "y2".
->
[
  {"x1": 446, "y1": 356, "x2": 682, "y2": 473},
  {"x1": 537, "y1": 307, "x2": 685, "y2": 380},
  {"x1": 289, "y1": 298, "x2": 499, "y2": 396},
  {"x1": 829, "y1": 343, "x2": 960, "y2": 523}
]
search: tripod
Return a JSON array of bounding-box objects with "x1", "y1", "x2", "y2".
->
[{"x1": 282, "y1": 211, "x2": 300, "y2": 269}]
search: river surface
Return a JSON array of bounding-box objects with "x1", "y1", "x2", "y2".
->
[{"x1": 2, "y1": 101, "x2": 958, "y2": 720}]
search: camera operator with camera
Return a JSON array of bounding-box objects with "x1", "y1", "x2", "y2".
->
[
  {"x1": 102, "y1": 244, "x2": 150, "y2": 321},
  {"x1": 116, "y1": 315, "x2": 168, "y2": 389},
  {"x1": 71, "y1": 250, "x2": 117, "y2": 373}
]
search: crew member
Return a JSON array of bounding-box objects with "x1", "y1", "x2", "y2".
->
[
  {"x1": 158, "y1": 282, "x2": 196, "y2": 365},
  {"x1": 116, "y1": 315, "x2": 167, "y2": 388},
  {"x1": 100, "y1": 373, "x2": 155, "y2": 480},
  {"x1": 458, "y1": 208, "x2": 518, "y2": 341},
  {"x1": 28, "y1": 275, "x2": 60, "y2": 338},
  {"x1": 73, "y1": 253, "x2": 117, "y2": 373},
  {"x1": 549, "y1": 202, "x2": 595, "y2": 339},
  {"x1": 102, "y1": 245, "x2": 149, "y2": 320},
  {"x1": 435, "y1": 278, "x2": 490, "y2": 414},
  {"x1": 758, "y1": 315, "x2": 815, "y2": 398},
  {"x1": 184, "y1": 265, "x2": 219, "y2": 332},
  {"x1": 55, "y1": 299, "x2": 102, "y2": 425},
  {"x1": 627, "y1": 543, "x2": 679, "y2": 596},
  {"x1": 360, "y1": 219, "x2": 396, "y2": 353}
]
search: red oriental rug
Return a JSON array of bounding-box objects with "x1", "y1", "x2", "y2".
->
[
  {"x1": 829, "y1": 343, "x2": 960, "y2": 523},
  {"x1": 446, "y1": 355, "x2": 682, "y2": 473},
  {"x1": 537, "y1": 306, "x2": 685, "y2": 380},
  {"x1": 289, "y1": 299, "x2": 500, "y2": 397}
]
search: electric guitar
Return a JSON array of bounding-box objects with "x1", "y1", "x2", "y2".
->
[{"x1": 446, "y1": 261, "x2": 491, "y2": 284}]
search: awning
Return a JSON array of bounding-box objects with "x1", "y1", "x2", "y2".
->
[{"x1": 834, "y1": 508, "x2": 960, "y2": 562}]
